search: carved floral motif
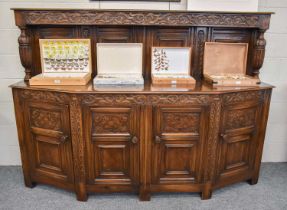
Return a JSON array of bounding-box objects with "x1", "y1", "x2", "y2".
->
[
  {"x1": 226, "y1": 109, "x2": 255, "y2": 130},
  {"x1": 69, "y1": 95, "x2": 86, "y2": 188},
  {"x1": 162, "y1": 113, "x2": 199, "y2": 133},
  {"x1": 82, "y1": 94, "x2": 211, "y2": 105},
  {"x1": 204, "y1": 99, "x2": 221, "y2": 182},
  {"x1": 93, "y1": 113, "x2": 129, "y2": 134},
  {"x1": 30, "y1": 108, "x2": 61, "y2": 131},
  {"x1": 223, "y1": 91, "x2": 264, "y2": 104},
  {"x1": 20, "y1": 90, "x2": 69, "y2": 104},
  {"x1": 18, "y1": 11, "x2": 270, "y2": 29}
]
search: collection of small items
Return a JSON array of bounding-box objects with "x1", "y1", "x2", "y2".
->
[{"x1": 29, "y1": 38, "x2": 260, "y2": 87}]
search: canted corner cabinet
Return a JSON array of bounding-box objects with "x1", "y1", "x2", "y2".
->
[{"x1": 11, "y1": 9, "x2": 273, "y2": 202}]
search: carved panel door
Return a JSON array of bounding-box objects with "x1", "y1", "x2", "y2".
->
[
  {"x1": 84, "y1": 106, "x2": 140, "y2": 188},
  {"x1": 216, "y1": 100, "x2": 262, "y2": 181},
  {"x1": 151, "y1": 105, "x2": 210, "y2": 185},
  {"x1": 23, "y1": 101, "x2": 74, "y2": 186}
]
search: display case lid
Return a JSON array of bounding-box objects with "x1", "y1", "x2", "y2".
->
[
  {"x1": 203, "y1": 42, "x2": 248, "y2": 76},
  {"x1": 39, "y1": 39, "x2": 92, "y2": 74},
  {"x1": 97, "y1": 43, "x2": 143, "y2": 75}
]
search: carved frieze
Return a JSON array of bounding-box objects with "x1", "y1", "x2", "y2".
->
[
  {"x1": 20, "y1": 90, "x2": 70, "y2": 104},
  {"x1": 93, "y1": 113, "x2": 129, "y2": 134},
  {"x1": 82, "y1": 94, "x2": 211, "y2": 105},
  {"x1": 30, "y1": 108, "x2": 61, "y2": 131},
  {"x1": 16, "y1": 10, "x2": 271, "y2": 29},
  {"x1": 162, "y1": 113, "x2": 200, "y2": 133},
  {"x1": 223, "y1": 91, "x2": 264, "y2": 104}
]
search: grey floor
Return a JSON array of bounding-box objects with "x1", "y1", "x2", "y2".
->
[{"x1": 0, "y1": 163, "x2": 286, "y2": 210}]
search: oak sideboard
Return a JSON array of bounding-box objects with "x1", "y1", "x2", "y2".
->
[{"x1": 11, "y1": 9, "x2": 273, "y2": 201}]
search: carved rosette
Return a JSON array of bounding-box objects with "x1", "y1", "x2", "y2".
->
[
  {"x1": 81, "y1": 94, "x2": 211, "y2": 106},
  {"x1": 204, "y1": 98, "x2": 221, "y2": 182},
  {"x1": 253, "y1": 30, "x2": 267, "y2": 77},
  {"x1": 18, "y1": 10, "x2": 270, "y2": 29},
  {"x1": 18, "y1": 27, "x2": 32, "y2": 81}
]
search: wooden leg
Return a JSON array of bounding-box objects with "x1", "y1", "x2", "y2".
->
[
  {"x1": 201, "y1": 182, "x2": 212, "y2": 200},
  {"x1": 139, "y1": 188, "x2": 151, "y2": 201},
  {"x1": 248, "y1": 176, "x2": 259, "y2": 185},
  {"x1": 24, "y1": 178, "x2": 36, "y2": 188},
  {"x1": 76, "y1": 183, "x2": 88, "y2": 202}
]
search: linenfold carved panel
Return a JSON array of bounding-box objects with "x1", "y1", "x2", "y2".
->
[
  {"x1": 18, "y1": 10, "x2": 270, "y2": 29},
  {"x1": 30, "y1": 108, "x2": 61, "y2": 131},
  {"x1": 162, "y1": 113, "x2": 200, "y2": 133}
]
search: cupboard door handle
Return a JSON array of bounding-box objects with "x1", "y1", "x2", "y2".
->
[
  {"x1": 220, "y1": 134, "x2": 227, "y2": 140},
  {"x1": 131, "y1": 136, "x2": 139, "y2": 144},
  {"x1": 155, "y1": 136, "x2": 161, "y2": 144},
  {"x1": 60, "y1": 135, "x2": 69, "y2": 143}
]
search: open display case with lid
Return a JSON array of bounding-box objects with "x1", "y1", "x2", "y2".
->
[
  {"x1": 203, "y1": 42, "x2": 260, "y2": 86},
  {"x1": 94, "y1": 43, "x2": 144, "y2": 85},
  {"x1": 151, "y1": 47, "x2": 195, "y2": 85},
  {"x1": 29, "y1": 39, "x2": 92, "y2": 86}
]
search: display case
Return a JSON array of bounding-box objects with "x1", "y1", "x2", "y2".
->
[
  {"x1": 151, "y1": 47, "x2": 195, "y2": 85},
  {"x1": 94, "y1": 43, "x2": 144, "y2": 85},
  {"x1": 203, "y1": 42, "x2": 260, "y2": 86},
  {"x1": 29, "y1": 39, "x2": 92, "y2": 86}
]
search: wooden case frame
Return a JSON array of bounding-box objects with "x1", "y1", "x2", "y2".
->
[
  {"x1": 151, "y1": 47, "x2": 195, "y2": 85},
  {"x1": 203, "y1": 42, "x2": 260, "y2": 86},
  {"x1": 29, "y1": 39, "x2": 92, "y2": 86}
]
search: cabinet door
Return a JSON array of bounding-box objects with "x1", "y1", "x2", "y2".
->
[
  {"x1": 24, "y1": 102, "x2": 74, "y2": 186},
  {"x1": 84, "y1": 106, "x2": 140, "y2": 187},
  {"x1": 152, "y1": 105, "x2": 210, "y2": 184},
  {"x1": 216, "y1": 101, "x2": 262, "y2": 180}
]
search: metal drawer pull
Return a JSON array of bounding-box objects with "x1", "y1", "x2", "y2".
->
[{"x1": 131, "y1": 136, "x2": 139, "y2": 144}]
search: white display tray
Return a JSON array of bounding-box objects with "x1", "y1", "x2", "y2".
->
[{"x1": 95, "y1": 43, "x2": 143, "y2": 85}]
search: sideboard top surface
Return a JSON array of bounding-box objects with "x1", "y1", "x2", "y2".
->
[
  {"x1": 11, "y1": 8, "x2": 274, "y2": 14},
  {"x1": 10, "y1": 81, "x2": 273, "y2": 94}
]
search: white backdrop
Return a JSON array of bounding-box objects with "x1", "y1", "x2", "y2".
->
[
  {"x1": 0, "y1": 0, "x2": 286, "y2": 165},
  {"x1": 188, "y1": 0, "x2": 258, "y2": 11}
]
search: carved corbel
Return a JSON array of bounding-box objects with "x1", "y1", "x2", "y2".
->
[
  {"x1": 18, "y1": 27, "x2": 32, "y2": 81},
  {"x1": 252, "y1": 29, "x2": 267, "y2": 78}
]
